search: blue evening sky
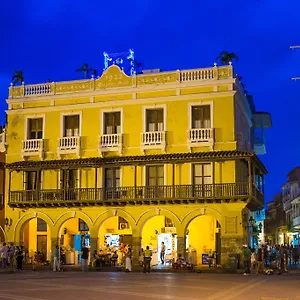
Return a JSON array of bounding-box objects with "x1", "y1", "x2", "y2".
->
[{"x1": 1, "y1": 0, "x2": 300, "y2": 203}]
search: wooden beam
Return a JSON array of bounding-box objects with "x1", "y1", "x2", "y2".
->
[
  {"x1": 172, "y1": 164, "x2": 175, "y2": 198},
  {"x1": 8, "y1": 170, "x2": 12, "y2": 203}
]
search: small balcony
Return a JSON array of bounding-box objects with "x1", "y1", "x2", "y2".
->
[
  {"x1": 8, "y1": 182, "x2": 257, "y2": 207},
  {"x1": 188, "y1": 128, "x2": 214, "y2": 149},
  {"x1": 57, "y1": 136, "x2": 80, "y2": 157},
  {"x1": 99, "y1": 134, "x2": 123, "y2": 155},
  {"x1": 22, "y1": 139, "x2": 44, "y2": 159},
  {"x1": 141, "y1": 131, "x2": 166, "y2": 153}
]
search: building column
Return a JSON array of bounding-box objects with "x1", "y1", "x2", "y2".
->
[
  {"x1": 177, "y1": 236, "x2": 186, "y2": 260},
  {"x1": 221, "y1": 235, "x2": 244, "y2": 268},
  {"x1": 131, "y1": 235, "x2": 141, "y2": 267}
]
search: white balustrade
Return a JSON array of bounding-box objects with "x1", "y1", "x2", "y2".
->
[
  {"x1": 180, "y1": 68, "x2": 215, "y2": 82},
  {"x1": 189, "y1": 128, "x2": 214, "y2": 143},
  {"x1": 24, "y1": 83, "x2": 52, "y2": 96},
  {"x1": 142, "y1": 131, "x2": 165, "y2": 145},
  {"x1": 23, "y1": 139, "x2": 43, "y2": 153},
  {"x1": 59, "y1": 136, "x2": 80, "y2": 150},
  {"x1": 100, "y1": 134, "x2": 122, "y2": 148}
]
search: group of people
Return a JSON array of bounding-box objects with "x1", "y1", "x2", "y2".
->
[
  {"x1": 0, "y1": 242, "x2": 25, "y2": 271},
  {"x1": 243, "y1": 243, "x2": 300, "y2": 275}
]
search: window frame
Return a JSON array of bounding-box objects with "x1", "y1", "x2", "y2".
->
[
  {"x1": 37, "y1": 218, "x2": 47, "y2": 232},
  {"x1": 191, "y1": 163, "x2": 212, "y2": 185},
  {"x1": 60, "y1": 111, "x2": 82, "y2": 138},
  {"x1": 188, "y1": 101, "x2": 213, "y2": 129},
  {"x1": 143, "y1": 104, "x2": 167, "y2": 133},
  {"x1": 23, "y1": 170, "x2": 43, "y2": 191},
  {"x1": 78, "y1": 219, "x2": 89, "y2": 231},
  {"x1": 100, "y1": 108, "x2": 123, "y2": 135},
  {"x1": 103, "y1": 167, "x2": 121, "y2": 188},
  {"x1": 24, "y1": 114, "x2": 46, "y2": 140}
]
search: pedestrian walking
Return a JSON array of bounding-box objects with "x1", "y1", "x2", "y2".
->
[
  {"x1": 160, "y1": 242, "x2": 166, "y2": 264},
  {"x1": 16, "y1": 246, "x2": 23, "y2": 271},
  {"x1": 8, "y1": 242, "x2": 15, "y2": 271},
  {"x1": 243, "y1": 244, "x2": 251, "y2": 275},
  {"x1": 0, "y1": 242, "x2": 8, "y2": 269},
  {"x1": 125, "y1": 246, "x2": 132, "y2": 272},
  {"x1": 256, "y1": 247, "x2": 264, "y2": 274},
  {"x1": 143, "y1": 246, "x2": 152, "y2": 273},
  {"x1": 53, "y1": 245, "x2": 60, "y2": 272},
  {"x1": 81, "y1": 246, "x2": 89, "y2": 272}
]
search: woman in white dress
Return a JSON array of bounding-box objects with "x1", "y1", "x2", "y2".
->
[{"x1": 125, "y1": 247, "x2": 132, "y2": 272}]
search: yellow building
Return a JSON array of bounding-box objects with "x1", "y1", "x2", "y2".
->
[{"x1": 4, "y1": 61, "x2": 270, "y2": 267}]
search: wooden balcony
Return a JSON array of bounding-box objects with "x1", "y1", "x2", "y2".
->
[{"x1": 8, "y1": 183, "x2": 264, "y2": 208}]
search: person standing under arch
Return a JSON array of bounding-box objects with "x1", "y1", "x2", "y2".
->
[{"x1": 160, "y1": 242, "x2": 166, "y2": 264}]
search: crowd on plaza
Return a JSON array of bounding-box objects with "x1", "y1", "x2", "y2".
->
[{"x1": 243, "y1": 244, "x2": 300, "y2": 275}]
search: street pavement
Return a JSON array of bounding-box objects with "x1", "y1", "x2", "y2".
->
[{"x1": 0, "y1": 271, "x2": 299, "y2": 300}]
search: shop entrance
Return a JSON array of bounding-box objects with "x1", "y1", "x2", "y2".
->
[
  {"x1": 21, "y1": 217, "x2": 51, "y2": 262},
  {"x1": 59, "y1": 218, "x2": 90, "y2": 265},
  {"x1": 97, "y1": 216, "x2": 132, "y2": 266},
  {"x1": 186, "y1": 215, "x2": 220, "y2": 266},
  {"x1": 141, "y1": 216, "x2": 177, "y2": 266}
]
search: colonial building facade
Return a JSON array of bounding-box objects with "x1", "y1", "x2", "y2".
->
[{"x1": 5, "y1": 62, "x2": 270, "y2": 266}]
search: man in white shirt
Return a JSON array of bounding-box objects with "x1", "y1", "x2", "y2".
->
[{"x1": 1, "y1": 242, "x2": 8, "y2": 268}]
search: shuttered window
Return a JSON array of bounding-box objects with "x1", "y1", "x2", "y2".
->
[
  {"x1": 192, "y1": 105, "x2": 211, "y2": 128},
  {"x1": 37, "y1": 218, "x2": 47, "y2": 232},
  {"x1": 60, "y1": 169, "x2": 79, "y2": 189},
  {"x1": 28, "y1": 118, "x2": 43, "y2": 139},
  {"x1": 146, "y1": 109, "x2": 164, "y2": 131},
  {"x1": 104, "y1": 168, "x2": 120, "y2": 188},
  {"x1": 193, "y1": 164, "x2": 212, "y2": 185},
  {"x1": 64, "y1": 115, "x2": 80, "y2": 137},
  {"x1": 24, "y1": 171, "x2": 41, "y2": 190},
  {"x1": 146, "y1": 165, "x2": 164, "y2": 186},
  {"x1": 104, "y1": 112, "x2": 121, "y2": 134}
]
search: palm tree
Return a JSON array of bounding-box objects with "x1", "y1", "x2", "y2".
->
[
  {"x1": 12, "y1": 70, "x2": 24, "y2": 86},
  {"x1": 75, "y1": 63, "x2": 95, "y2": 79},
  {"x1": 216, "y1": 51, "x2": 238, "y2": 65}
]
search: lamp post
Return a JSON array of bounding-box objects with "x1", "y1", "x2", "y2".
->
[{"x1": 245, "y1": 216, "x2": 262, "y2": 249}]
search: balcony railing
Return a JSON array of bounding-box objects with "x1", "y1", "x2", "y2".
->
[
  {"x1": 58, "y1": 136, "x2": 80, "y2": 157},
  {"x1": 22, "y1": 139, "x2": 44, "y2": 158},
  {"x1": 189, "y1": 128, "x2": 214, "y2": 144},
  {"x1": 141, "y1": 131, "x2": 166, "y2": 152},
  {"x1": 8, "y1": 183, "x2": 260, "y2": 206},
  {"x1": 99, "y1": 134, "x2": 122, "y2": 154}
]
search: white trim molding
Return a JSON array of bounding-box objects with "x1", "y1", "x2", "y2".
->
[
  {"x1": 141, "y1": 104, "x2": 167, "y2": 154},
  {"x1": 57, "y1": 111, "x2": 82, "y2": 158},
  {"x1": 99, "y1": 108, "x2": 124, "y2": 156},
  {"x1": 22, "y1": 114, "x2": 46, "y2": 160},
  {"x1": 187, "y1": 101, "x2": 214, "y2": 151}
]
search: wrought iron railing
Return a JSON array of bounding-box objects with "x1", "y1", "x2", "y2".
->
[{"x1": 8, "y1": 183, "x2": 263, "y2": 205}]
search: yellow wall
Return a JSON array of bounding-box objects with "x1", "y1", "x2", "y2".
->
[
  {"x1": 187, "y1": 215, "x2": 216, "y2": 264},
  {"x1": 141, "y1": 216, "x2": 165, "y2": 249}
]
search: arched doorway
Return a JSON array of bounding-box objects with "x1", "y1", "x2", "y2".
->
[
  {"x1": 141, "y1": 216, "x2": 177, "y2": 266},
  {"x1": 97, "y1": 216, "x2": 133, "y2": 266},
  {"x1": 58, "y1": 217, "x2": 90, "y2": 265},
  {"x1": 185, "y1": 215, "x2": 221, "y2": 266},
  {"x1": 21, "y1": 218, "x2": 51, "y2": 261}
]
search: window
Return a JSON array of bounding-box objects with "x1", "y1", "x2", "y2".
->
[
  {"x1": 37, "y1": 218, "x2": 47, "y2": 232},
  {"x1": 165, "y1": 217, "x2": 174, "y2": 228},
  {"x1": 146, "y1": 165, "x2": 164, "y2": 186},
  {"x1": 60, "y1": 169, "x2": 79, "y2": 189},
  {"x1": 104, "y1": 167, "x2": 120, "y2": 199},
  {"x1": 104, "y1": 112, "x2": 121, "y2": 134},
  {"x1": 146, "y1": 109, "x2": 164, "y2": 131},
  {"x1": 63, "y1": 115, "x2": 80, "y2": 137},
  {"x1": 193, "y1": 164, "x2": 212, "y2": 185},
  {"x1": 24, "y1": 171, "x2": 41, "y2": 190},
  {"x1": 192, "y1": 105, "x2": 211, "y2": 128},
  {"x1": 104, "y1": 168, "x2": 120, "y2": 188},
  {"x1": 28, "y1": 118, "x2": 43, "y2": 139},
  {"x1": 78, "y1": 219, "x2": 89, "y2": 231}
]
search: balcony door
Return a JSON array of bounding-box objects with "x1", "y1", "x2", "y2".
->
[
  {"x1": 104, "y1": 168, "x2": 120, "y2": 199},
  {"x1": 146, "y1": 165, "x2": 164, "y2": 198},
  {"x1": 146, "y1": 109, "x2": 164, "y2": 132},
  {"x1": 60, "y1": 169, "x2": 79, "y2": 200},
  {"x1": 192, "y1": 105, "x2": 211, "y2": 129},
  {"x1": 192, "y1": 163, "x2": 212, "y2": 197},
  {"x1": 27, "y1": 118, "x2": 43, "y2": 140},
  {"x1": 63, "y1": 115, "x2": 80, "y2": 137},
  {"x1": 23, "y1": 171, "x2": 42, "y2": 201},
  {"x1": 104, "y1": 112, "x2": 121, "y2": 134}
]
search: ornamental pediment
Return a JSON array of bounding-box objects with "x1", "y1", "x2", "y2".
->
[{"x1": 95, "y1": 65, "x2": 133, "y2": 89}]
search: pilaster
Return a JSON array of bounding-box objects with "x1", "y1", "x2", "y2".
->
[{"x1": 131, "y1": 236, "x2": 142, "y2": 267}]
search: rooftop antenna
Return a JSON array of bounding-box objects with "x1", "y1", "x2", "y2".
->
[{"x1": 290, "y1": 45, "x2": 300, "y2": 80}]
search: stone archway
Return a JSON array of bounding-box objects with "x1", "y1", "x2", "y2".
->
[
  {"x1": 14, "y1": 212, "x2": 55, "y2": 244},
  {"x1": 181, "y1": 207, "x2": 223, "y2": 266}
]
